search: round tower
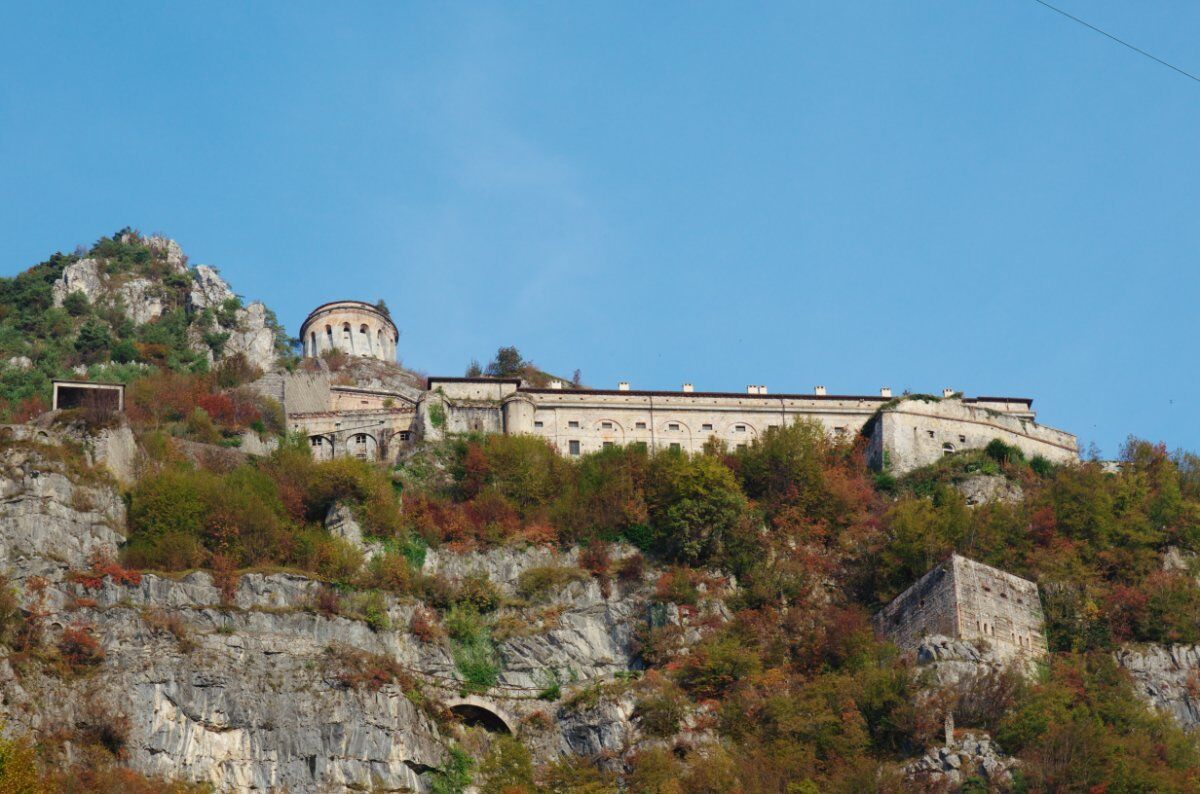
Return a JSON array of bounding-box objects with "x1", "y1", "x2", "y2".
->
[{"x1": 300, "y1": 300, "x2": 398, "y2": 362}]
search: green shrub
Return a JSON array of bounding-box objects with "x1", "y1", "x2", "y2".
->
[{"x1": 516, "y1": 565, "x2": 588, "y2": 602}]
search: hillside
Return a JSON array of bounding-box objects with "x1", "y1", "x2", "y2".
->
[
  {"x1": 0, "y1": 229, "x2": 288, "y2": 419},
  {"x1": 0, "y1": 233, "x2": 1199, "y2": 792}
]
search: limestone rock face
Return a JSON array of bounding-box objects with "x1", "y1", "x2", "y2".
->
[
  {"x1": 1117, "y1": 645, "x2": 1200, "y2": 729},
  {"x1": 116, "y1": 278, "x2": 165, "y2": 325},
  {"x1": 0, "y1": 440, "x2": 657, "y2": 791},
  {"x1": 189, "y1": 265, "x2": 236, "y2": 310},
  {"x1": 224, "y1": 302, "x2": 277, "y2": 372},
  {"x1": 51, "y1": 258, "x2": 104, "y2": 307},
  {"x1": 146, "y1": 235, "x2": 188, "y2": 272},
  {"x1": 955, "y1": 474, "x2": 1024, "y2": 507},
  {"x1": 0, "y1": 449, "x2": 125, "y2": 578}
]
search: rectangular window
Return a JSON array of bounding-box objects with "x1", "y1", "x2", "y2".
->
[
  {"x1": 735, "y1": 425, "x2": 746, "y2": 432},
  {"x1": 668, "y1": 423, "x2": 680, "y2": 431},
  {"x1": 398, "y1": 431, "x2": 411, "y2": 441},
  {"x1": 737, "y1": 443, "x2": 747, "y2": 451},
  {"x1": 834, "y1": 426, "x2": 846, "y2": 435},
  {"x1": 602, "y1": 421, "x2": 613, "y2": 430},
  {"x1": 959, "y1": 434, "x2": 966, "y2": 443},
  {"x1": 310, "y1": 437, "x2": 323, "y2": 446},
  {"x1": 927, "y1": 430, "x2": 935, "y2": 438},
  {"x1": 568, "y1": 421, "x2": 580, "y2": 429},
  {"x1": 702, "y1": 423, "x2": 714, "y2": 431},
  {"x1": 603, "y1": 441, "x2": 614, "y2": 449},
  {"x1": 568, "y1": 440, "x2": 581, "y2": 456},
  {"x1": 632, "y1": 441, "x2": 648, "y2": 452},
  {"x1": 669, "y1": 442, "x2": 681, "y2": 452},
  {"x1": 534, "y1": 421, "x2": 544, "y2": 428},
  {"x1": 635, "y1": 422, "x2": 647, "y2": 430}
]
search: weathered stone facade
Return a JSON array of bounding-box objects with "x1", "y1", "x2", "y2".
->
[
  {"x1": 283, "y1": 303, "x2": 1077, "y2": 471},
  {"x1": 874, "y1": 554, "x2": 1046, "y2": 664},
  {"x1": 300, "y1": 300, "x2": 397, "y2": 362}
]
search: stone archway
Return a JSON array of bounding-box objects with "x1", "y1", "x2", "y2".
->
[{"x1": 444, "y1": 696, "x2": 516, "y2": 734}]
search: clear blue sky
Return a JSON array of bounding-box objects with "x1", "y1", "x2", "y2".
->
[{"x1": 1, "y1": 2, "x2": 1197, "y2": 456}]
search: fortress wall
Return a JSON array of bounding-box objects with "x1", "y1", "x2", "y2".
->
[
  {"x1": 873, "y1": 555, "x2": 1047, "y2": 662},
  {"x1": 872, "y1": 561, "x2": 960, "y2": 652},
  {"x1": 951, "y1": 555, "x2": 1047, "y2": 661},
  {"x1": 330, "y1": 387, "x2": 415, "y2": 413},
  {"x1": 508, "y1": 391, "x2": 887, "y2": 456},
  {"x1": 871, "y1": 398, "x2": 1077, "y2": 474}
]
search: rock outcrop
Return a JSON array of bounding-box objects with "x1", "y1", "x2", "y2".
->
[
  {"x1": 0, "y1": 441, "x2": 658, "y2": 791},
  {"x1": 224, "y1": 302, "x2": 277, "y2": 373},
  {"x1": 955, "y1": 474, "x2": 1024, "y2": 507},
  {"x1": 905, "y1": 731, "x2": 1019, "y2": 789},
  {"x1": 1117, "y1": 645, "x2": 1200, "y2": 729},
  {"x1": 189, "y1": 265, "x2": 236, "y2": 311}
]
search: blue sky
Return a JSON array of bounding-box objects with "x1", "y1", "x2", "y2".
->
[{"x1": 1, "y1": 2, "x2": 1197, "y2": 456}]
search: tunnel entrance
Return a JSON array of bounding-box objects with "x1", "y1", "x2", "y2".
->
[{"x1": 448, "y1": 703, "x2": 511, "y2": 734}]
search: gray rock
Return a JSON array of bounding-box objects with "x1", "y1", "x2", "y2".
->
[
  {"x1": 51, "y1": 258, "x2": 104, "y2": 307},
  {"x1": 224, "y1": 302, "x2": 277, "y2": 372},
  {"x1": 1117, "y1": 644, "x2": 1200, "y2": 729},
  {"x1": 955, "y1": 474, "x2": 1023, "y2": 507},
  {"x1": 117, "y1": 278, "x2": 166, "y2": 325},
  {"x1": 189, "y1": 265, "x2": 236, "y2": 310}
]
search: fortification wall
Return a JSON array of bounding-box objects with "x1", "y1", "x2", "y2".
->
[
  {"x1": 505, "y1": 390, "x2": 887, "y2": 456},
  {"x1": 874, "y1": 555, "x2": 1046, "y2": 663},
  {"x1": 872, "y1": 560, "x2": 959, "y2": 652},
  {"x1": 870, "y1": 398, "x2": 1077, "y2": 474},
  {"x1": 951, "y1": 555, "x2": 1046, "y2": 661}
]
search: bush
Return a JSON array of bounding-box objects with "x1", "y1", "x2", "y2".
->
[
  {"x1": 516, "y1": 565, "x2": 588, "y2": 602},
  {"x1": 58, "y1": 623, "x2": 105, "y2": 671},
  {"x1": 646, "y1": 451, "x2": 747, "y2": 564}
]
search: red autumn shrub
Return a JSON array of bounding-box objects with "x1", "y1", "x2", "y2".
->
[{"x1": 59, "y1": 623, "x2": 105, "y2": 670}]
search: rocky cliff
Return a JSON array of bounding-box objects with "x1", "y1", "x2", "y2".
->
[{"x1": 0, "y1": 439, "x2": 666, "y2": 791}]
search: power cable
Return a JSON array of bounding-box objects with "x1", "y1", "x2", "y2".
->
[{"x1": 1031, "y1": 0, "x2": 1200, "y2": 84}]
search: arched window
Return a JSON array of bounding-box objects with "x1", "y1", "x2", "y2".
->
[
  {"x1": 309, "y1": 331, "x2": 316, "y2": 355},
  {"x1": 358, "y1": 324, "x2": 372, "y2": 356},
  {"x1": 325, "y1": 325, "x2": 334, "y2": 350},
  {"x1": 342, "y1": 323, "x2": 353, "y2": 353},
  {"x1": 942, "y1": 442, "x2": 955, "y2": 456}
]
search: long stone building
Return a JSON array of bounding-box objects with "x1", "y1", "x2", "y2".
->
[{"x1": 268, "y1": 300, "x2": 1079, "y2": 472}]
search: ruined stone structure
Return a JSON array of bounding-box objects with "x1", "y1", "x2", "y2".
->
[
  {"x1": 252, "y1": 368, "x2": 417, "y2": 464},
  {"x1": 873, "y1": 554, "x2": 1046, "y2": 664},
  {"x1": 300, "y1": 300, "x2": 397, "y2": 362},
  {"x1": 278, "y1": 302, "x2": 1078, "y2": 471}
]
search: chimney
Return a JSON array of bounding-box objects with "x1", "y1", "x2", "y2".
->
[
  {"x1": 682, "y1": 383, "x2": 694, "y2": 393},
  {"x1": 814, "y1": 385, "x2": 827, "y2": 396},
  {"x1": 550, "y1": 380, "x2": 563, "y2": 390},
  {"x1": 746, "y1": 385, "x2": 759, "y2": 395},
  {"x1": 759, "y1": 385, "x2": 768, "y2": 394},
  {"x1": 617, "y1": 381, "x2": 630, "y2": 391},
  {"x1": 943, "y1": 388, "x2": 955, "y2": 398},
  {"x1": 880, "y1": 387, "x2": 892, "y2": 398}
]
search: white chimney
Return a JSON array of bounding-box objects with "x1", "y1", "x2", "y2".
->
[
  {"x1": 814, "y1": 385, "x2": 827, "y2": 396},
  {"x1": 880, "y1": 387, "x2": 892, "y2": 398},
  {"x1": 682, "y1": 383, "x2": 694, "y2": 393},
  {"x1": 943, "y1": 388, "x2": 955, "y2": 398},
  {"x1": 759, "y1": 385, "x2": 768, "y2": 394},
  {"x1": 550, "y1": 380, "x2": 563, "y2": 390},
  {"x1": 746, "y1": 385, "x2": 759, "y2": 395},
  {"x1": 617, "y1": 381, "x2": 630, "y2": 391}
]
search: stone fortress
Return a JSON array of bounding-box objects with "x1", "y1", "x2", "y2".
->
[
  {"x1": 267, "y1": 299, "x2": 1079, "y2": 474},
  {"x1": 873, "y1": 554, "x2": 1047, "y2": 663}
]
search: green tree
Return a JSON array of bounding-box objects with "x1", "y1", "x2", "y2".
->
[
  {"x1": 647, "y1": 451, "x2": 746, "y2": 563},
  {"x1": 484, "y1": 346, "x2": 527, "y2": 378}
]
